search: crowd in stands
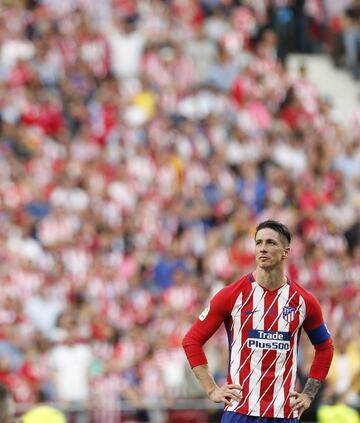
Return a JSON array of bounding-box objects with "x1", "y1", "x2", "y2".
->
[{"x1": 0, "y1": 0, "x2": 359, "y2": 422}]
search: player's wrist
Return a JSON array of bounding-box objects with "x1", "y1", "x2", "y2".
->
[
  {"x1": 302, "y1": 377, "x2": 322, "y2": 403},
  {"x1": 301, "y1": 391, "x2": 314, "y2": 402}
]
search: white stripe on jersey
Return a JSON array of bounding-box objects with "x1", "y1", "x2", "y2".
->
[
  {"x1": 229, "y1": 293, "x2": 243, "y2": 388},
  {"x1": 247, "y1": 283, "x2": 265, "y2": 415}
]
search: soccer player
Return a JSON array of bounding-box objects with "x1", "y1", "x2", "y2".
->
[{"x1": 182, "y1": 220, "x2": 334, "y2": 422}]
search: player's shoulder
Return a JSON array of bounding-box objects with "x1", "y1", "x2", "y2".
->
[{"x1": 211, "y1": 274, "x2": 251, "y2": 312}]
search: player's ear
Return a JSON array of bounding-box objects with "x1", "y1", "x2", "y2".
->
[{"x1": 283, "y1": 247, "x2": 290, "y2": 259}]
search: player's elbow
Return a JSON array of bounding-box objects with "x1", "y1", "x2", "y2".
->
[
  {"x1": 182, "y1": 333, "x2": 208, "y2": 368},
  {"x1": 314, "y1": 337, "x2": 334, "y2": 352},
  {"x1": 181, "y1": 330, "x2": 205, "y2": 356},
  {"x1": 309, "y1": 338, "x2": 335, "y2": 381},
  {"x1": 182, "y1": 332, "x2": 196, "y2": 350}
]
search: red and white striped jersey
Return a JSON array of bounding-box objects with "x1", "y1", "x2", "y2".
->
[{"x1": 183, "y1": 273, "x2": 333, "y2": 419}]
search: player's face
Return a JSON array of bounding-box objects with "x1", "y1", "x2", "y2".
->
[{"x1": 255, "y1": 228, "x2": 289, "y2": 270}]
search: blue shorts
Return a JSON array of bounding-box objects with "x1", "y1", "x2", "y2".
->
[{"x1": 221, "y1": 411, "x2": 298, "y2": 423}]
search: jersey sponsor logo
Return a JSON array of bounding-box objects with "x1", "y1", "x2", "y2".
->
[
  {"x1": 199, "y1": 304, "x2": 210, "y2": 321},
  {"x1": 245, "y1": 309, "x2": 258, "y2": 315},
  {"x1": 247, "y1": 329, "x2": 291, "y2": 352},
  {"x1": 282, "y1": 306, "x2": 296, "y2": 322}
]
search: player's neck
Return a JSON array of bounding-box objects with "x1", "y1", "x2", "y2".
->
[{"x1": 253, "y1": 267, "x2": 287, "y2": 291}]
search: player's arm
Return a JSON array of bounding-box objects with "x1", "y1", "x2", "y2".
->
[
  {"x1": 192, "y1": 364, "x2": 242, "y2": 406},
  {"x1": 182, "y1": 286, "x2": 242, "y2": 405},
  {"x1": 291, "y1": 293, "x2": 334, "y2": 417}
]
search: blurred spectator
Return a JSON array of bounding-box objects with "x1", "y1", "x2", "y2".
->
[
  {"x1": 104, "y1": 15, "x2": 145, "y2": 79},
  {"x1": 48, "y1": 327, "x2": 92, "y2": 423},
  {"x1": 206, "y1": 44, "x2": 238, "y2": 91},
  {"x1": 342, "y1": 0, "x2": 360, "y2": 78},
  {"x1": 24, "y1": 284, "x2": 65, "y2": 338},
  {"x1": 153, "y1": 247, "x2": 186, "y2": 290}
]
